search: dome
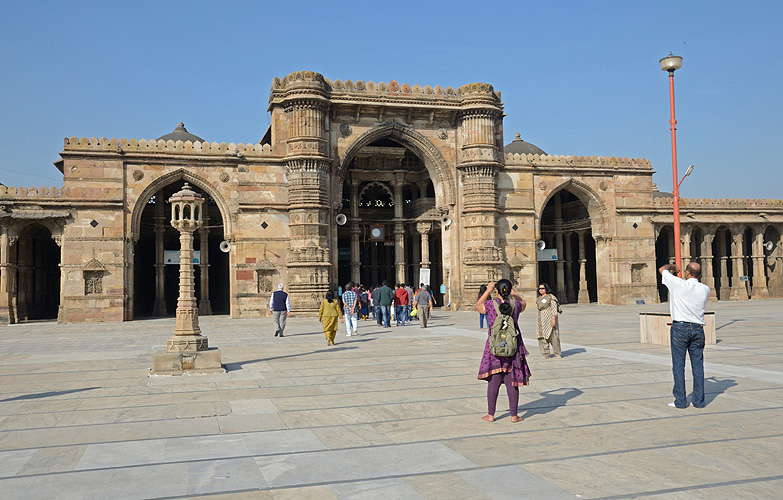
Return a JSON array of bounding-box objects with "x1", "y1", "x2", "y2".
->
[
  {"x1": 156, "y1": 122, "x2": 205, "y2": 143},
  {"x1": 504, "y1": 132, "x2": 547, "y2": 156}
]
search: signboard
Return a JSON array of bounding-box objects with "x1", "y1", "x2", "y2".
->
[
  {"x1": 739, "y1": 275, "x2": 749, "y2": 282},
  {"x1": 536, "y1": 248, "x2": 558, "y2": 262},
  {"x1": 164, "y1": 250, "x2": 201, "y2": 265},
  {"x1": 419, "y1": 268, "x2": 431, "y2": 286}
]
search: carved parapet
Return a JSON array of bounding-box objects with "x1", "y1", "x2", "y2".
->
[
  {"x1": 272, "y1": 71, "x2": 331, "y2": 94},
  {"x1": 456, "y1": 82, "x2": 502, "y2": 106},
  {"x1": 62, "y1": 136, "x2": 274, "y2": 157},
  {"x1": 0, "y1": 186, "x2": 61, "y2": 198},
  {"x1": 505, "y1": 153, "x2": 651, "y2": 170},
  {"x1": 654, "y1": 197, "x2": 783, "y2": 209},
  {"x1": 328, "y1": 77, "x2": 460, "y2": 101}
]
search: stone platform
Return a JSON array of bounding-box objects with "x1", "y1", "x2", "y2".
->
[{"x1": 0, "y1": 300, "x2": 782, "y2": 499}]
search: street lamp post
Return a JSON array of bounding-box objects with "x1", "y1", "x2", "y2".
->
[{"x1": 660, "y1": 52, "x2": 684, "y2": 275}]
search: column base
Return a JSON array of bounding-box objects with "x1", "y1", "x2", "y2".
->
[
  {"x1": 151, "y1": 348, "x2": 224, "y2": 375},
  {"x1": 750, "y1": 286, "x2": 770, "y2": 300},
  {"x1": 729, "y1": 286, "x2": 749, "y2": 301},
  {"x1": 577, "y1": 289, "x2": 590, "y2": 304},
  {"x1": 167, "y1": 335, "x2": 209, "y2": 351}
]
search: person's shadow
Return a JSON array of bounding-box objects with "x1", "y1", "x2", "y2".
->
[
  {"x1": 701, "y1": 376, "x2": 737, "y2": 405},
  {"x1": 517, "y1": 387, "x2": 583, "y2": 420}
]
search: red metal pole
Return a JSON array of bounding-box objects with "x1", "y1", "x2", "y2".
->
[{"x1": 669, "y1": 71, "x2": 682, "y2": 276}]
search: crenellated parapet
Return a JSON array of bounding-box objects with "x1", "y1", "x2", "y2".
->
[
  {"x1": 62, "y1": 137, "x2": 274, "y2": 157},
  {"x1": 0, "y1": 186, "x2": 62, "y2": 198},
  {"x1": 506, "y1": 152, "x2": 651, "y2": 170},
  {"x1": 655, "y1": 197, "x2": 783, "y2": 209}
]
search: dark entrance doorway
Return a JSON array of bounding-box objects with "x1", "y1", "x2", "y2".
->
[{"x1": 16, "y1": 224, "x2": 60, "y2": 320}]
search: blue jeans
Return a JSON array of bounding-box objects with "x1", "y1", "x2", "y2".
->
[
  {"x1": 670, "y1": 321, "x2": 706, "y2": 408},
  {"x1": 374, "y1": 305, "x2": 381, "y2": 325},
  {"x1": 380, "y1": 305, "x2": 391, "y2": 327},
  {"x1": 395, "y1": 305, "x2": 407, "y2": 326},
  {"x1": 344, "y1": 311, "x2": 358, "y2": 335},
  {"x1": 479, "y1": 313, "x2": 487, "y2": 329}
]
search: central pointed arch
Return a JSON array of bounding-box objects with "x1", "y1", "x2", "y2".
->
[{"x1": 340, "y1": 122, "x2": 456, "y2": 208}]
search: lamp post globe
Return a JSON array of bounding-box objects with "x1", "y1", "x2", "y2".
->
[{"x1": 660, "y1": 53, "x2": 683, "y2": 72}]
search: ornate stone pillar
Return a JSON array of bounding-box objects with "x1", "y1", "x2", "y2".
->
[
  {"x1": 554, "y1": 194, "x2": 566, "y2": 303},
  {"x1": 153, "y1": 197, "x2": 167, "y2": 316},
  {"x1": 412, "y1": 231, "x2": 421, "y2": 284},
  {"x1": 667, "y1": 229, "x2": 676, "y2": 265},
  {"x1": 729, "y1": 231, "x2": 748, "y2": 300},
  {"x1": 16, "y1": 234, "x2": 32, "y2": 321},
  {"x1": 417, "y1": 222, "x2": 432, "y2": 271},
  {"x1": 393, "y1": 176, "x2": 405, "y2": 284},
  {"x1": 198, "y1": 216, "x2": 212, "y2": 315},
  {"x1": 701, "y1": 232, "x2": 717, "y2": 301},
  {"x1": 751, "y1": 230, "x2": 770, "y2": 299},
  {"x1": 577, "y1": 230, "x2": 589, "y2": 304},
  {"x1": 350, "y1": 179, "x2": 361, "y2": 284},
  {"x1": 0, "y1": 226, "x2": 14, "y2": 325},
  {"x1": 273, "y1": 72, "x2": 332, "y2": 311},
  {"x1": 564, "y1": 232, "x2": 575, "y2": 303},
  {"x1": 456, "y1": 83, "x2": 504, "y2": 298},
  {"x1": 681, "y1": 229, "x2": 691, "y2": 264}
]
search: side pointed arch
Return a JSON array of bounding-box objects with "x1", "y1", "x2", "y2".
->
[
  {"x1": 339, "y1": 122, "x2": 456, "y2": 208},
  {"x1": 130, "y1": 169, "x2": 231, "y2": 240},
  {"x1": 538, "y1": 178, "x2": 610, "y2": 238}
]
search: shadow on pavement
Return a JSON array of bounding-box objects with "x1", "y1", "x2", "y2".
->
[
  {"x1": 703, "y1": 376, "x2": 738, "y2": 405},
  {"x1": 716, "y1": 319, "x2": 745, "y2": 330},
  {"x1": 561, "y1": 348, "x2": 586, "y2": 357},
  {"x1": 518, "y1": 387, "x2": 584, "y2": 420},
  {"x1": 1, "y1": 387, "x2": 100, "y2": 402},
  {"x1": 223, "y1": 345, "x2": 362, "y2": 371}
]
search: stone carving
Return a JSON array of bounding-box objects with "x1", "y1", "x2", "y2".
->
[
  {"x1": 438, "y1": 129, "x2": 448, "y2": 140},
  {"x1": 219, "y1": 172, "x2": 230, "y2": 183},
  {"x1": 340, "y1": 123, "x2": 352, "y2": 137},
  {"x1": 84, "y1": 271, "x2": 103, "y2": 295},
  {"x1": 132, "y1": 170, "x2": 144, "y2": 181}
]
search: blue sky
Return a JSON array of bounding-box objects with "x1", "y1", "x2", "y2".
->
[{"x1": 1, "y1": 1, "x2": 781, "y2": 199}]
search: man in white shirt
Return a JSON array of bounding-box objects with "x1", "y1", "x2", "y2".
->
[{"x1": 659, "y1": 262, "x2": 711, "y2": 408}]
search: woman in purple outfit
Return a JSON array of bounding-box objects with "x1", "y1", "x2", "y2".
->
[{"x1": 475, "y1": 279, "x2": 530, "y2": 423}]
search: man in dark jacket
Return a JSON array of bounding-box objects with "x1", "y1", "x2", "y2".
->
[
  {"x1": 269, "y1": 283, "x2": 290, "y2": 337},
  {"x1": 377, "y1": 280, "x2": 394, "y2": 328}
]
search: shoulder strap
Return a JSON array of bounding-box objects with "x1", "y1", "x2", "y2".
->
[{"x1": 491, "y1": 299, "x2": 501, "y2": 315}]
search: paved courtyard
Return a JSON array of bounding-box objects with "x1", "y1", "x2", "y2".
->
[{"x1": 0, "y1": 299, "x2": 781, "y2": 499}]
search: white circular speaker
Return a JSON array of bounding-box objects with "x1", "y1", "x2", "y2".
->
[
  {"x1": 764, "y1": 241, "x2": 775, "y2": 251},
  {"x1": 219, "y1": 241, "x2": 231, "y2": 253},
  {"x1": 441, "y1": 216, "x2": 452, "y2": 227},
  {"x1": 336, "y1": 214, "x2": 347, "y2": 225},
  {"x1": 536, "y1": 240, "x2": 546, "y2": 250}
]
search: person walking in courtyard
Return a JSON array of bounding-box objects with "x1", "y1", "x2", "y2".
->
[
  {"x1": 377, "y1": 280, "x2": 394, "y2": 327},
  {"x1": 659, "y1": 262, "x2": 711, "y2": 409},
  {"x1": 414, "y1": 284, "x2": 434, "y2": 328},
  {"x1": 359, "y1": 286, "x2": 369, "y2": 320},
  {"x1": 342, "y1": 281, "x2": 359, "y2": 336},
  {"x1": 394, "y1": 283, "x2": 408, "y2": 326},
  {"x1": 269, "y1": 283, "x2": 290, "y2": 337},
  {"x1": 536, "y1": 283, "x2": 562, "y2": 359},
  {"x1": 318, "y1": 290, "x2": 344, "y2": 346},
  {"x1": 475, "y1": 279, "x2": 530, "y2": 423}
]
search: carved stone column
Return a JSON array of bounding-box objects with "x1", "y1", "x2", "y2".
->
[
  {"x1": 456, "y1": 83, "x2": 504, "y2": 300},
  {"x1": 393, "y1": 176, "x2": 405, "y2": 284},
  {"x1": 273, "y1": 72, "x2": 332, "y2": 311},
  {"x1": 152, "y1": 197, "x2": 167, "y2": 316},
  {"x1": 681, "y1": 229, "x2": 691, "y2": 264},
  {"x1": 751, "y1": 230, "x2": 770, "y2": 299},
  {"x1": 16, "y1": 234, "x2": 32, "y2": 321},
  {"x1": 717, "y1": 232, "x2": 730, "y2": 299},
  {"x1": 412, "y1": 232, "x2": 421, "y2": 284},
  {"x1": 667, "y1": 229, "x2": 676, "y2": 265},
  {"x1": 350, "y1": 179, "x2": 360, "y2": 284},
  {"x1": 729, "y1": 231, "x2": 748, "y2": 300},
  {"x1": 564, "y1": 231, "x2": 575, "y2": 303},
  {"x1": 700, "y1": 232, "x2": 717, "y2": 301},
  {"x1": 0, "y1": 226, "x2": 14, "y2": 325},
  {"x1": 577, "y1": 230, "x2": 589, "y2": 304},
  {"x1": 554, "y1": 194, "x2": 566, "y2": 303},
  {"x1": 198, "y1": 216, "x2": 212, "y2": 315},
  {"x1": 417, "y1": 222, "x2": 432, "y2": 277}
]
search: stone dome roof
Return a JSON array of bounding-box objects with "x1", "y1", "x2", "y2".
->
[
  {"x1": 504, "y1": 132, "x2": 547, "y2": 156},
  {"x1": 156, "y1": 122, "x2": 205, "y2": 143}
]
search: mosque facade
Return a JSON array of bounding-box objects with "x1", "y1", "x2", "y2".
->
[{"x1": 1, "y1": 71, "x2": 781, "y2": 324}]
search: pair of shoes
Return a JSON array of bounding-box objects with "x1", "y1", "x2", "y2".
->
[{"x1": 668, "y1": 402, "x2": 691, "y2": 408}]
